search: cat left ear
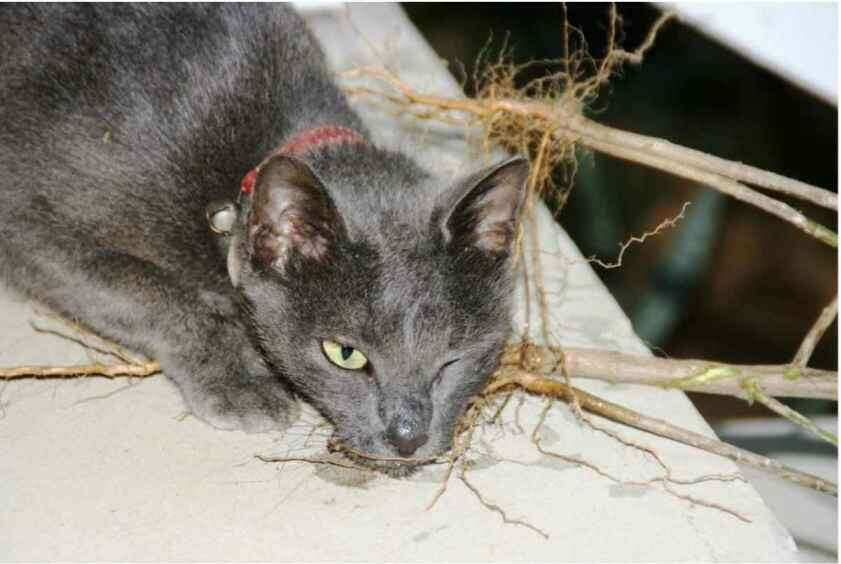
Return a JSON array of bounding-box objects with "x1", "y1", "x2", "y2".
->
[
  {"x1": 440, "y1": 156, "x2": 530, "y2": 254},
  {"x1": 247, "y1": 155, "x2": 344, "y2": 270}
]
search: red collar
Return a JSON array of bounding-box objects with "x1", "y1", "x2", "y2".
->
[{"x1": 240, "y1": 126, "x2": 365, "y2": 195}]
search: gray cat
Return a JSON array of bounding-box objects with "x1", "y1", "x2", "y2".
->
[{"x1": 0, "y1": 4, "x2": 528, "y2": 474}]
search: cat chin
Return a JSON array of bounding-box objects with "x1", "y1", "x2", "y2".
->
[
  {"x1": 349, "y1": 456, "x2": 422, "y2": 479},
  {"x1": 326, "y1": 436, "x2": 444, "y2": 478}
]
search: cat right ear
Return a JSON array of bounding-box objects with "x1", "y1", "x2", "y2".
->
[
  {"x1": 438, "y1": 156, "x2": 530, "y2": 254},
  {"x1": 247, "y1": 155, "x2": 344, "y2": 272}
]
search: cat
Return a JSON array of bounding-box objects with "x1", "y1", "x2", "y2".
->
[{"x1": 0, "y1": 4, "x2": 528, "y2": 475}]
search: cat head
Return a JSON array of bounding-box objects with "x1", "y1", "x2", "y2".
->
[{"x1": 219, "y1": 143, "x2": 528, "y2": 475}]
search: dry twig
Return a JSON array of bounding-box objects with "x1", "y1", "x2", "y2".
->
[
  {"x1": 340, "y1": 63, "x2": 837, "y2": 247},
  {"x1": 793, "y1": 296, "x2": 838, "y2": 368},
  {"x1": 0, "y1": 312, "x2": 160, "y2": 380},
  {"x1": 459, "y1": 465, "x2": 550, "y2": 538},
  {"x1": 0, "y1": 361, "x2": 160, "y2": 380},
  {"x1": 501, "y1": 344, "x2": 836, "y2": 400},
  {"x1": 589, "y1": 201, "x2": 691, "y2": 269},
  {"x1": 486, "y1": 367, "x2": 837, "y2": 496},
  {"x1": 254, "y1": 454, "x2": 369, "y2": 471},
  {"x1": 30, "y1": 311, "x2": 150, "y2": 365},
  {"x1": 741, "y1": 379, "x2": 838, "y2": 447},
  {"x1": 531, "y1": 400, "x2": 752, "y2": 523}
]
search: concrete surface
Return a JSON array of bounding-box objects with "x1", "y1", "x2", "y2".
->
[{"x1": 0, "y1": 5, "x2": 802, "y2": 561}]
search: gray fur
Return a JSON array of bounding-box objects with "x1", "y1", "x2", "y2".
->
[{"x1": 0, "y1": 4, "x2": 528, "y2": 473}]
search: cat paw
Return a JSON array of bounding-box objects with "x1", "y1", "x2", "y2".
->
[
  {"x1": 160, "y1": 324, "x2": 300, "y2": 433},
  {"x1": 184, "y1": 381, "x2": 300, "y2": 433}
]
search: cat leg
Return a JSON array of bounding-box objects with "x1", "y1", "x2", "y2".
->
[{"x1": 1, "y1": 238, "x2": 298, "y2": 433}]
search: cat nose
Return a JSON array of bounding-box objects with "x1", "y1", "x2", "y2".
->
[{"x1": 386, "y1": 417, "x2": 429, "y2": 457}]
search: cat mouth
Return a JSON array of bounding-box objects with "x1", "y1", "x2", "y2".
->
[{"x1": 326, "y1": 438, "x2": 444, "y2": 478}]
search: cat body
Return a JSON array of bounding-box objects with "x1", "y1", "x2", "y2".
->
[{"x1": 0, "y1": 4, "x2": 527, "y2": 472}]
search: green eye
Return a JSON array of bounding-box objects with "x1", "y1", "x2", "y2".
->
[{"x1": 321, "y1": 340, "x2": 368, "y2": 370}]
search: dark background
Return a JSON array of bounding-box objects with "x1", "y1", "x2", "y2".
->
[{"x1": 403, "y1": 3, "x2": 838, "y2": 420}]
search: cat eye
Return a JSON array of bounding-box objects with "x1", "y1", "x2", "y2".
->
[{"x1": 321, "y1": 339, "x2": 368, "y2": 370}]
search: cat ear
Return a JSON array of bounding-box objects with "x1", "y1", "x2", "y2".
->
[
  {"x1": 439, "y1": 156, "x2": 530, "y2": 253},
  {"x1": 248, "y1": 155, "x2": 344, "y2": 270}
]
